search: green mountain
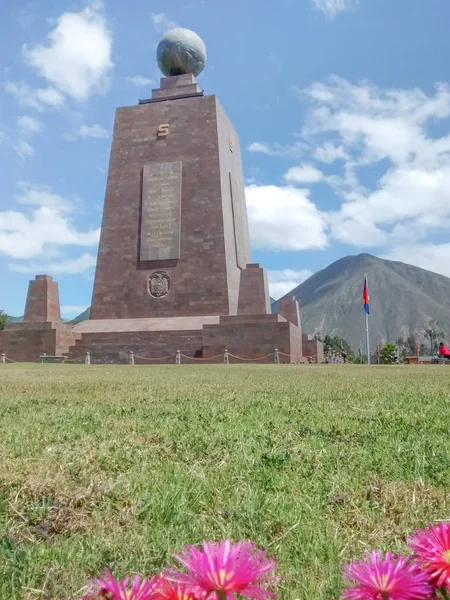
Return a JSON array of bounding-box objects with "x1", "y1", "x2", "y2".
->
[
  {"x1": 8, "y1": 315, "x2": 23, "y2": 323},
  {"x1": 71, "y1": 307, "x2": 90, "y2": 323},
  {"x1": 272, "y1": 253, "x2": 450, "y2": 350}
]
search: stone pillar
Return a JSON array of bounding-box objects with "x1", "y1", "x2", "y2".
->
[
  {"x1": 237, "y1": 264, "x2": 271, "y2": 315},
  {"x1": 278, "y1": 296, "x2": 301, "y2": 328},
  {"x1": 24, "y1": 275, "x2": 61, "y2": 323}
]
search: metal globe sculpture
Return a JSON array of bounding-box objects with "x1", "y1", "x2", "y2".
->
[{"x1": 157, "y1": 28, "x2": 207, "y2": 77}]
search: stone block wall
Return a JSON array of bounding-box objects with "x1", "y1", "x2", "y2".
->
[
  {"x1": 237, "y1": 264, "x2": 271, "y2": 315},
  {"x1": 24, "y1": 275, "x2": 61, "y2": 323},
  {"x1": 69, "y1": 330, "x2": 203, "y2": 364},
  {"x1": 203, "y1": 314, "x2": 303, "y2": 363},
  {"x1": 302, "y1": 334, "x2": 325, "y2": 363}
]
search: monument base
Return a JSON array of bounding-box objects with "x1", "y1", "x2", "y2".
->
[
  {"x1": 1, "y1": 322, "x2": 81, "y2": 362},
  {"x1": 68, "y1": 314, "x2": 305, "y2": 364}
]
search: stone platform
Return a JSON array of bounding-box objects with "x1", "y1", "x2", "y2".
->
[
  {"x1": 1, "y1": 322, "x2": 81, "y2": 362},
  {"x1": 69, "y1": 312, "x2": 304, "y2": 364}
]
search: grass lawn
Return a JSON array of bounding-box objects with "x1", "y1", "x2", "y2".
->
[{"x1": 1, "y1": 364, "x2": 450, "y2": 600}]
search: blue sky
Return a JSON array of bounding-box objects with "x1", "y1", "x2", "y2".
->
[{"x1": 2, "y1": 0, "x2": 450, "y2": 316}]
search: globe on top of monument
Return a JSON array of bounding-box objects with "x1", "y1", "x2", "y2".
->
[{"x1": 157, "y1": 28, "x2": 207, "y2": 77}]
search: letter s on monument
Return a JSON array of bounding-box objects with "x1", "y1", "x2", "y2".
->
[{"x1": 157, "y1": 124, "x2": 170, "y2": 137}]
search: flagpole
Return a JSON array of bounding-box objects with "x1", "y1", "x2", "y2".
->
[
  {"x1": 365, "y1": 309, "x2": 371, "y2": 365},
  {"x1": 364, "y1": 273, "x2": 371, "y2": 365}
]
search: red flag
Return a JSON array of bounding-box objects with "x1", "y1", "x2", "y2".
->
[{"x1": 362, "y1": 274, "x2": 370, "y2": 314}]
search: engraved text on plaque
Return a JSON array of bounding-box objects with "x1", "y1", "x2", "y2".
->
[{"x1": 140, "y1": 162, "x2": 182, "y2": 261}]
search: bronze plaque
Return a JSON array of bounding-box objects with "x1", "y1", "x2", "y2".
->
[{"x1": 140, "y1": 162, "x2": 182, "y2": 261}]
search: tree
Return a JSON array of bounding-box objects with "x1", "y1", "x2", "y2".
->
[
  {"x1": 0, "y1": 310, "x2": 10, "y2": 330},
  {"x1": 323, "y1": 334, "x2": 354, "y2": 362},
  {"x1": 381, "y1": 342, "x2": 397, "y2": 364},
  {"x1": 405, "y1": 332, "x2": 417, "y2": 355},
  {"x1": 424, "y1": 320, "x2": 444, "y2": 355}
]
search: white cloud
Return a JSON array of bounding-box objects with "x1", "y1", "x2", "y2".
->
[
  {"x1": 299, "y1": 76, "x2": 450, "y2": 253},
  {"x1": 312, "y1": 0, "x2": 359, "y2": 19},
  {"x1": 248, "y1": 142, "x2": 272, "y2": 154},
  {"x1": 19, "y1": 3, "x2": 112, "y2": 103},
  {"x1": 17, "y1": 115, "x2": 43, "y2": 134},
  {"x1": 248, "y1": 140, "x2": 307, "y2": 158},
  {"x1": 267, "y1": 269, "x2": 313, "y2": 300},
  {"x1": 15, "y1": 140, "x2": 34, "y2": 159},
  {"x1": 10, "y1": 253, "x2": 96, "y2": 275},
  {"x1": 245, "y1": 184, "x2": 328, "y2": 251},
  {"x1": 249, "y1": 76, "x2": 450, "y2": 277},
  {"x1": 5, "y1": 81, "x2": 65, "y2": 111},
  {"x1": 0, "y1": 183, "x2": 99, "y2": 260},
  {"x1": 126, "y1": 75, "x2": 154, "y2": 86},
  {"x1": 61, "y1": 304, "x2": 89, "y2": 315},
  {"x1": 383, "y1": 244, "x2": 450, "y2": 279},
  {"x1": 151, "y1": 13, "x2": 179, "y2": 33},
  {"x1": 16, "y1": 181, "x2": 73, "y2": 213},
  {"x1": 79, "y1": 124, "x2": 109, "y2": 139},
  {"x1": 314, "y1": 142, "x2": 349, "y2": 163},
  {"x1": 284, "y1": 165, "x2": 324, "y2": 184}
]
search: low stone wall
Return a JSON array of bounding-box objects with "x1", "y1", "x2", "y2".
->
[{"x1": 203, "y1": 314, "x2": 304, "y2": 363}]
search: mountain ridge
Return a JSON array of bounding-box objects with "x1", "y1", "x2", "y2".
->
[{"x1": 272, "y1": 253, "x2": 450, "y2": 349}]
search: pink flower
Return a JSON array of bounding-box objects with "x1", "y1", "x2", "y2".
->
[
  {"x1": 81, "y1": 570, "x2": 159, "y2": 600},
  {"x1": 342, "y1": 551, "x2": 433, "y2": 600},
  {"x1": 169, "y1": 540, "x2": 279, "y2": 600},
  {"x1": 410, "y1": 521, "x2": 450, "y2": 590},
  {"x1": 151, "y1": 576, "x2": 200, "y2": 600}
]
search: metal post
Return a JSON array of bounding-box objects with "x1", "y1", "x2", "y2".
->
[
  {"x1": 365, "y1": 311, "x2": 371, "y2": 365},
  {"x1": 129, "y1": 351, "x2": 135, "y2": 365},
  {"x1": 1, "y1": 353, "x2": 5, "y2": 364},
  {"x1": 224, "y1": 349, "x2": 229, "y2": 364},
  {"x1": 85, "y1": 352, "x2": 90, "y2": 365},
  {"x1": 176, "y1": 349, "x2": 181, "y2": 365},
  {"x1": 41, "y1": 352, "x2": 46, "y2": 364},
  {"x1": 274, "y1": 348, "x2": 280, "y2": 364}
]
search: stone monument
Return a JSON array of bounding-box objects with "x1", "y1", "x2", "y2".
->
[
  {"x1": 0, "y1": 275, "x2": 80, "y2": 361},
  {"x1": 1, "y1": 29, "x2": 323, "y2": 364}
]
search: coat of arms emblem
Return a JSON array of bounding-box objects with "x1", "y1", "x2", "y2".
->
[{"x1": 148, "y1": 271, "x2": 170, "y2": 298}]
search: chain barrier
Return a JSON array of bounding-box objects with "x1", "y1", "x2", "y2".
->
[
  {"x1": 1, "y1": 348, "x2": 327, "y2": 365},
  {"x1": 133, "y1": 353, "x2": 176, "y2": 361},
  {"x1": 63, "y1": 356, "x2": 86, "y2": 363},
  {"x1": 227, "y1": 352, "x2": 274, "y2": 361},
  {"x1": 179, "y1": 353, "x2": 223, "y2": 361},
  {"x1": 1, "y1": 353, "x2": 91, "y2": 364}
]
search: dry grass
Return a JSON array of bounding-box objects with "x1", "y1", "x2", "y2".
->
[{"x1": 1, "y1": 363, "x2": 450, "y2": 599}]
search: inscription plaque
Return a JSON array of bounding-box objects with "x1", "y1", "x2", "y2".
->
[{"x1": 140, "y1": 162, "x2": 182, "y2": 261}]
